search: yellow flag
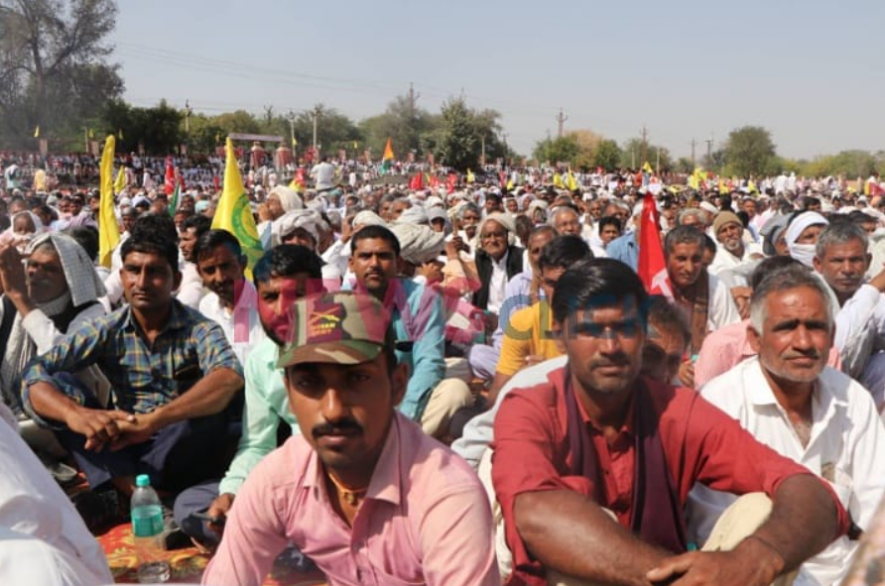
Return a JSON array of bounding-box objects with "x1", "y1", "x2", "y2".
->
[
  {"x1": 688, "y1": 175, "x2": 700, "y2": 190},
  {"x1": 114, "y1": 167, "x2": 126, "y2": 194},
  {"x1": 289, "y1": 178, "x2": 303, "y2": 193},
  {"x1": 466, "y1": 169, "x2": 475, "y2": 184},
  {"x1": 566, "y1": 169, "x2": 578, "y2": 190},
  {"x1": 292, "y1": 136, "x2": 297, "y2": 147},
  {"x1": 642, "y1": 161, "x2": 653, "y2": 174},
  {"x1": 748, "y1": 180, "x2": 758, "y2": 193},
  {"x1": 33, "y1": 126, "x2": 40, "y2": 138},
  {"x1": 506, "y1": 179, "x2": 514, "y2": 190},
  {"x1": 553, "y1": 173, "x2": 564, "y2": 188},
  {"x1": 213, "y1": 138, "x2": 263, "y2": 277},
  {"x1": 98, "y1": 136, "x2": 120, "y2": 268},
  {"x1": 88, "y1": 128, "x2": 95, "y2": 138},
  {"x1": 118, "y1": 129, "x2": 124, "y2": 140}
]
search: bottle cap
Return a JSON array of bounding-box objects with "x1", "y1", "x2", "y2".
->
[{"x1": 135, "y1": 474, "x2": 150, "y2": 487}]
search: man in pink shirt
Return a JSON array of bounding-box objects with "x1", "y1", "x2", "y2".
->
[
  {"x1": 695, "y1": 256, "x2": 841, "y2": 388},
  {"x1": 203, "y1": 291, "x2": 498, "y2": 586}
]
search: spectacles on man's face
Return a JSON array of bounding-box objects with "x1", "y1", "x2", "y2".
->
[{"x1": 481, "y1": 230, "x2": 506, "y2": 240}]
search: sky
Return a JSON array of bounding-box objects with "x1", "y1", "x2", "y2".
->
[{"x1": 109, "y1": 0, "x2": 885, "y2": 160}]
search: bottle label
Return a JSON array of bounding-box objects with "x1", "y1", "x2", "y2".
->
[{"x1": 131, "y1": 506, "x2": 164, "y2": 537}]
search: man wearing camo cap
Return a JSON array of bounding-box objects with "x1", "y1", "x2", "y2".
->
[{"x1": 204, "y1": 291, "x2": 498, "y2": 586}]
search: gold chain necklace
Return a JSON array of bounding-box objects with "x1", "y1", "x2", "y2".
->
[{"x1": 327, "y1": 472, "x2": 368, "y2": 506}]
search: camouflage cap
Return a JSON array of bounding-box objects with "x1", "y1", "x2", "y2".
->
[{"x1": 276, "y1": 291, "x2": 391, "y2": 368}]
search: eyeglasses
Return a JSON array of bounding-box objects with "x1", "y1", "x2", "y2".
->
[{"x1": 481, "y1": 231, "x2": 506, "y2": 240}]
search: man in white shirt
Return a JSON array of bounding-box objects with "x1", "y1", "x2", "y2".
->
[
  {"x1": 688, "y1": 263, "x2": 885, "y2": 586},
  {"x1": 310, "y1": 156, "x2": 336, "y2": 191},
  {"x1": 813, "y1": 221, "x2": 885, "y2": 410},
  {"x1": 708, "y1": 211, "x2": 761, "y2": 276},
  {"x1": 195, "y1": 229, "x2": 264, "y2": 365}
]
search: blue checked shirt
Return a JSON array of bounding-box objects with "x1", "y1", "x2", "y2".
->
[{"x1": 23, "y1": 299, "x2": 243, "y2": 418}]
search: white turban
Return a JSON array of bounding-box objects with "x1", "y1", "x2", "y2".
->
[
  {"x1": 397, "y1": 205, "x2": 429, "y2": 225},
  {"x1": 352, "y1": 211, "x2": 386, "y2": 228},
  {"x1": 274, "y1": 209, "x2": 322, "y2": 245},
  {"x1": 390, "y1": 223, "x2": 446, "y2": 265},
  {"x1": 269, "y1": 186, "x2": 304, "y2": 213},
  {"x1": 785, "y1": 211, "x2": 829, "y2": 267}
]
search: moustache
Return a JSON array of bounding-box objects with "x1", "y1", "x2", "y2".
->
[
  {"x1": 589, "y1": 355, "x2": 632, "y2": 369},
  {"x1": 784, "y1": 351, "x2": 821, "y2": 361},
  {"x1": 312, "y1": 419, "x2": 363, "y2": 439}
]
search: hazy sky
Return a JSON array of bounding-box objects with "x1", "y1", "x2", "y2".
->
[{"x1": 109, "y1": 0, "x2": 885, "y2": 160}]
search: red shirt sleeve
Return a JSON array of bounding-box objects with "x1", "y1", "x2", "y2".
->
[{"x1": 491, "y1": 382, "x2": 589, "y2": 584}]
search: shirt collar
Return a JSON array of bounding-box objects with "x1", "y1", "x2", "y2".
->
[
  {"x1": 491, "y1": 249, "x2": 509, "y2": 268},
  {"x1": 122, "y1": 298, "x2": 191, "y2": 334},
  {"x1": 745, "y1": 357, "x2": 836, "y2": 416},
  {"x1": 303, "y1": 412, "x2": 402, "y2": 507}
]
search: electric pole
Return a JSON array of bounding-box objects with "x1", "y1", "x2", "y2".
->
[
  {"x1": 640, "y1": 124, "x2": 648, "y2": 167},
  {"x1": 481, "y1": 135, "x2": 486, "y2": 166},
  {"x1": 705, "y1": 135, "x2": 714, "y2": 165},
  {"x1": 288, "y1": 110, "x2": 296, "y2": 154},
  {"x1": 556, "y1": 108, "x2": 568, "y2": 138},
  {"x1": 312, "y1": 106, "x2": 321, "y2": 154},
  {"x1": 691, "y1": 138, "x2": 697, "y2": 168}
]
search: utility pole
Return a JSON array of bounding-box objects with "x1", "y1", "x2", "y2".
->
[
  {"x1": 184, "y1": 100, "x2": 193, "y2": 154},
  {"x1": 691, "y1": 138, "x2": 697, "y2": 168},
  {"x1": 556, "y1": 108, "x2": 568, "y2": 138},
  {"x1": 481, "y1": 135, "x2": 486, "y2": 166},
  {"x1": 705, "y1": 135, "x2": 714, "y2": 165},
  {"x1": 287, "y1": 110, "x2": 297, "y2": 155},
  {"x1": 640, "y1": 124, "x2": 648, "y2": 167},
  {"x1": 312, "y1": 106, "x2": 321, "y2": 154},
  {"x1": 408, "y1": 82, "x2": 420, "y2": 119}
]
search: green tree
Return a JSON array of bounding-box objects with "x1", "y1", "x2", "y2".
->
[
  {"x1": 0, "y1": 0, "x2": 122, "y2": 147},
  {"x1": 359, "y1": 94, "x2": 438, "y2": 161},
  {"x1": 533, "y1": 135, "x2": 581, "y2": 166},
  {"x1": 433, "y1": 97, "x2": 482, "y2": 171},
  {"x1": 593, "y1": 139, "x2": 622, "y2": 171},
  {"x1": 723, "y1": 126, "x2": 778, "y2": 177},
  {"x1": 286, "y1": 104, "x2": 360, "y2": 157},
  {"x1": 619, "y1": 138, "x2": 672, "y2": 171},
  {"x1": 100, "y1": 99, "x2": 183, "y2": 154}
]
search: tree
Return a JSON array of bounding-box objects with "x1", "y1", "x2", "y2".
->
[
  {"x1": 0, "y1": 0, "x2": 122, "y2": 146},
  {"x1": 723, "y1": 126, "x2": 777, "y2": 177},
  {"x1": 288, "y1": 104, "x2": 360, "y2": 157},
  {"x1": 359, "y1": 94, "x2": 438, "y2": 161},
  {"x1": 593, "y1": 139, "x2": 622, "y2": 171},
  {"x1": 533, "y1": 135, "x2": 581, "y2": 166},
  {"x1": 100, "y1": 99, "x2": 183, "y2": 154},
  {"x1": 433, "y1": 97, "x2": 483, "y2": 171},
  {"x1": 619, "y1": 138, "x2": 672, "y2": 171}
]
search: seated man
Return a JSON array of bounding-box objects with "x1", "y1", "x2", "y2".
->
[
  {"x1": 0, "y1": 232, "x2": 106, "y2": 417},
  {"x1": 0, "y1": 403, "x2": 113, "y2": 586},
  {"x1": 348, "y1": 225, "x2": 472, "y2": 439},
  {"x1": 696, "y1": 256, "x2": 841, "y2": 388},
  {"x1": 489, "y1": 235, "x2": 592, "y2": 403},
  {"x1": 174, "y1": 244, "x2": 324, "y2": 547},
  {"x1": 177, "y1": 214, "x2": 212, "y2": 310},
  {"x1": 21, "y1": 214, "x2": 244, "y2": 500},
  {"x1": 203, "y1": 292, "x2": 498, "y2": 586},
  {"x1": 688, "y1": 263, "x2": 885, "y2": 585},
  {"x1": 664, "y1": 225, "x2": 741, "y2": 386},
  {"x1": 195, "y1": 229, "x2": 265, "y2": 365},
  {"x1": 492, "y1": 258, "x2": 848, "y2": 586},
  {"x1": 813, "y1": 220, "x2": 885, "y2": 409}
]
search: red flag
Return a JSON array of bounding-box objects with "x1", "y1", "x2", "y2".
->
[
  {"x1": 163, "y1": 157, "x2": 175, "y2": 195},
  {"x1": 296, "y1": 167, "x2": 306, "y2": 188},
  {"x1": 446, "y1": 173, "x2": 457, "y2": 194},
  {"x1": 429, "y1": 175, "x2": 440, "y2": 188},
  {"x1": 637, "y1": 192, "x2": 673, "y2": 300},
  {"x1": 498, "y1": 171, "x2": 507, "y2": 188},
  {"x1": 409, "y1": 173, "x2": 424, "y2": 190}
]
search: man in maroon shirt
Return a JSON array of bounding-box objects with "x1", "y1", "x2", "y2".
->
[{"x1": 491, "y1": 258, "x2": 848, "y2": 586}]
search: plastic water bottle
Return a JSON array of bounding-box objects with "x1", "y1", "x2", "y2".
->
[{"x1": 131, "y1": 474, "x2": 170, "y2": 583}]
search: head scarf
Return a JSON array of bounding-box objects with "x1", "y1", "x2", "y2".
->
[
  {"x1": 397, "y1": 205, "x2": 429, "y2": 225},
  {"x1": 269, "y1": 185, "x2": 304, "y2": 213},
  {"x1": 352, "y1": 210, "x2": 386, "y2": 228},
  {"x1": 475, "y1": 212, "x2": 516, "y2": 249},
  {"x1": 390, "y1": 223, "x2": 446, "y2": 265},
  {"x1": 785, "y1": 211, "x2": 829, "y2": 267},
  {"x1": 274, "y1": 209, "x2": 323, "y2": 246}
]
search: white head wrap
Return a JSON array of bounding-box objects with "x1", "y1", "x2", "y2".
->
[
  {"x1": 26, "y1": 232, "x2": 107, "y2": 305},
  {"x1": 269, "y1": 185, "x2": 304, "y2": 213},
  {"x1": 390, "y1": 223, "x2": 446, "y2": 265},
  {"x1": 785, "y1": 211, "x2": 829, "y2": 267},
  {"x1": 352, "y1": 211, "x2": 387, "y2": 228}
]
